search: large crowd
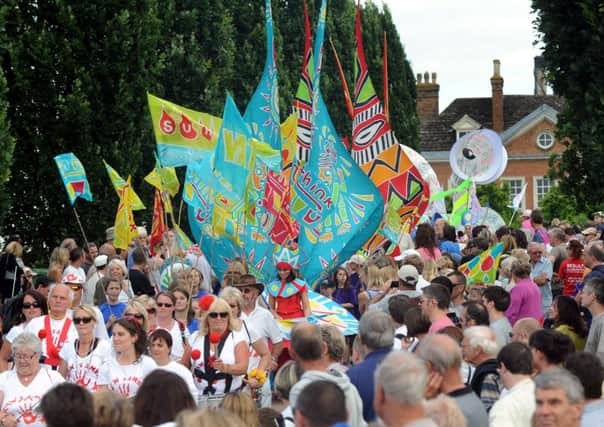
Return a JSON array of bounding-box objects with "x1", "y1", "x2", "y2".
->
[{"x1": 0, "y1": 207, "x2": 602, "y2": 427}]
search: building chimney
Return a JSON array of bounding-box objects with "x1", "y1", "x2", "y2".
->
[
  {"x1": 416, "y1": 71, "x2": 439, "y2": 122},
  {"x1": 490, "y1": 59, "x2": 504, "y2": 133},
  {"x1": 534, "y1": 55, "x2": 546, "y2": 95}
]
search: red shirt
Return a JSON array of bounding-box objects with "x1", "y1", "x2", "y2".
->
[
  {"x1": 558, "y1": 257, "x2": 585, "y2": 296},
  {"x1": 276, "y1": 287, "x2": 306, "y2": 319}
]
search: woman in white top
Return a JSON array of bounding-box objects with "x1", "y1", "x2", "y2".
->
[
  {"x1": 0, "y1": 332, "x2": 64, "y2": 427},
  {"x1": 98, "y1": 317, "x2": 156, "y2": 398},
  {"x1": 149, "y1": 328, "x2": 197, "y2": 401},
  {"x1": 0, "y1": 290, "x2": 46, "y2": 372},
  {"x1": 189, "y1": 297, "x2": 248, "y2": 396},
  {"x1": 108, "y1": 259, "x2": 134, "y2": 304},
  {"x1": 59, "y1": 305, "x2": 111, "y2": 392},
  {"x1": 149, "y1": 291, "x2": 190, "y2": 362}
]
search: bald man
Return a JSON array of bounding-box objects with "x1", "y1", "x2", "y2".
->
[{"x1": 510, "y1": 317, "x2": 541, "y2": 344}]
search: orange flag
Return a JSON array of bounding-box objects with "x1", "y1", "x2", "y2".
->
[{"x1": 149, "y1": 189, "x2": 167, "y2": 255}]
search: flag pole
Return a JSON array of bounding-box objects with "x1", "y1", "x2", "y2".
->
[
  {"x1": 72, "y1": 206, "x2": 90, "y2": 250},
  {"x1": 507, "y1": 209, "x2": 518, "y2": 227}
]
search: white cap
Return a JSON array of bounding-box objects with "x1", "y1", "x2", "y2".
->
[{"x1": 94, "y1": 254, "x2": 108, "y2": 268}]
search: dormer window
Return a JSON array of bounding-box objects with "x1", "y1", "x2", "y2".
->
[
  {"x1": 536, "y1": 131, "x2": 555, "y2": 150},
  {"x1": 451, "y1": 114, "x2": 481, "y2": 141}
]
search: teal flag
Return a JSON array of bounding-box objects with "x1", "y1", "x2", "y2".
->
[{"x1": 54, "y1": 153, "x2": 93, "y2": 205}]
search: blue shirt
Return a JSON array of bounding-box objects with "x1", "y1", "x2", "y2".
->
[
  {"x1": 99, "y1": 302, "x2": 126, "y2": 335},
  {"x1": 530, "y1": 256, "x2": 553, "y2": 315},
  {"x1": 347, "y1": 348, "x2": 390, "y2": 422}
]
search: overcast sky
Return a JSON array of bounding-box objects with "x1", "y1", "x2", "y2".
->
[{"x1": 383, "y1": 0, "x2": 545, "y2": 111}]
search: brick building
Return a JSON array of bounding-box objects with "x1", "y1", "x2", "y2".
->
[{"x1": 418, "y1": 58, "x2": 564, "y2": 210}]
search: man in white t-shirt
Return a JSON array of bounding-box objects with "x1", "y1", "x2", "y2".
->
[{"x1": 25, "y1": 284, "x2": 78, "y2": 367}]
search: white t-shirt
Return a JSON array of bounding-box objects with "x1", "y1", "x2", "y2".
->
[
  {"x1": 25, "y1": 316, "x2": 78, "y2": 359},
  {"x1": 158, "y1": 361, "x2": 198, "y2": 401},
  {"x1": 240, "y1": 303, "x2": 283, "y2": 345},
  {"x1": 0, "y1": 368, "x2": 65, "y2": 427},
  {"x1": 5, "y1": 324, "x2": 26, "y2": 344},
  {"x1": 98, "y1": 355, "x2": 157, "y2": 398},
  {"x1": 59, "y1": 338, "x2": 112, "y2": 392},
  {"x1": 189, "y1": 330, "x2": 246, "y2": 395},
  {"x1": 240, "y1": 320, "x2": 264, "y2": 371},
  {"x1": 151, "y1": 321, "x2": 190, "y2": 360}
]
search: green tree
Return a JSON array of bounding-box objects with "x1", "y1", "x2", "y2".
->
[
  {"x1": 0, "y1": 66, "x2": 15, "y2": 229},
  {"x1": 532, "y1": 1, "x2": 604, "y2": 211},
  {"x1": 477, "y1": 182, "x2": 513, "y2": 225},
  {"x1": 540, "y1": 186, "x2": 589, "y2": 225},
  {"x1": 1, "y1": 0, "x2": 165, "y2": 264}
]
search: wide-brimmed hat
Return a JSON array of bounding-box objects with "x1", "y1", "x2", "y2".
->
[
  {"x1": 582, "y1": 227, "x2": 598, "y2": 236},
  {"x1": 232, "y1": 281, "x2": 265, "y2": 293}
]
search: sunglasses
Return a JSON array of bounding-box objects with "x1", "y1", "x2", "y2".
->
[
  {"x1": 22, "y1": 302, "x2": 41, "y2": 309},
  {"x1": 208, "y1": 312, "x2": 229, "y2": 319},
  {"x1": 157, "y1": 303, "x2": 173, "y2": 308},
  {"x1": 69, "y1": 284, "x2": 83, "y2": 291},
  {"x1": 124, "y1": 313, "x2": 144, "y2": 320},
  {"x1": 241, "y1": 288, "x2": 255, "y2": 294},
  {"x1": 73, "y1": 317, "x2": 94, "y2": 325},
  {"x1": 147, "y1": 308, "x2": 157, "y2": 314}
]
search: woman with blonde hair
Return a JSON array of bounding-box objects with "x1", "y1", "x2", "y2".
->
[
  {"x1": 47, "y1": 247, "x2": 69, "y2": 284},
  {"x1": 123, "y1": 300, "x2": 150, "y2": 332},
  {"x1": 220, "y1": 392, "x2": 260, "y2": 427},
  {"x1": 59, "y1": 305, "x2": 112, "y2": 391},
  {"x1": 133, "y1": 295, "x2": 157, "y2": 329},
  {"x1": 108, "y1": 259, "x2": 134, "y2": 303},
  {"x1": 358, "y1": 264, "x2": 383, "y2": 314},
  {"x1": 176, "y1": 409, "x2": 246, "y2": 427},
  {"x1": 92, "y1": 391, "x2": 134, "y2": 427},
  {"x1": 422, "y1": 258, "x2": 438, "y2": 282},
  {"x1": 190, "y1": 297, "x2": 249, "y2": 396}
]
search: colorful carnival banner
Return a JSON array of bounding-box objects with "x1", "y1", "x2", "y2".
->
[
  {"x1": 147, "y1": 93, "x2": 222, "y2": 167},
  {"x1": 458, "y1": 242, "x2": 504, "y2": 286},
  {"x1": 54, "y1": 153, "x2": 93, "y2": 205}
]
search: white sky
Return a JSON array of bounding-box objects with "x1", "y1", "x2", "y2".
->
[{"x1": 383, "y1": 0, "x2": 545, "y2": 111}]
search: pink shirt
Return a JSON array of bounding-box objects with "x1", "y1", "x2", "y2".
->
[{"x1": 429, "y1": 315, "x2": 455, "y2": 333}]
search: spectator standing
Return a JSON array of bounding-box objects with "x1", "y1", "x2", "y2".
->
[
  {"x1": 481, "y1": 286, "x2": 512, "y2": 347},
  {"x1": 564, "y1": 352, "x2": 604, "y2": 427},
  {"x1": 534, "y1": 369, "x2": 584, "y2": 427},
  {"x1": 288, "y1": 323, "x2": 365, "y2": 427},
  {"x1": 509, "y1": 317, "x2": 541, "y2": 344},
  {"x1": 557, "y1": 240, "x2": 584, "y2": 296},
  {"x1": 549, "y1": 296, "x2": 587, "y2": 351},
  {"x1": 294, "y1": 381, "x2": 348, "y2": 427},
  {"x1": 416, "y1": 334, "x2": 488, "y2": 427},
  {"x1": 84, "y1": 255, "x2": 107, "y2": 305},
  {"x1": 581, "y1": 277, "x2": 604, "y2": 353},
  {"x1": 421, "y1": 285, "x2": 454, "y2": 333},
  {"x1": 347, "y1": 311, "x2": 393, "y2": 422},
  {"x1": 530, "y1": 210, "x2": 550, "y2": 245},
  {"x1": 505, "y1": 261, "x2": 542, "y2": 326},
  {"x1": 459, "y1": 301, "x2": 489, "y2": 329},
  {"x1": 489, "y1": 342, "x2": 535, "y2": 427},
  {"x1": 128, "y1": 248, "x2": 154, "y2": 296},
  {"x1": 529, "y1": 329, "x2": 575, "y2": 374},
  {"x1": 528, "y1": 242, "x2": 553, "y2": 316},
  {"x1": 461, "y1": 326, "x2": 501, "y2": 412},
  {"x1": 374, "y1": 351, "x2": 437, "y2": 427}
]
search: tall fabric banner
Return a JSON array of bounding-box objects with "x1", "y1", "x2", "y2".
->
[
  {"x1": 147, "y1": 93, "x2": 222, "y2": 167},
  {"x1": 351, "y1": 6, "x2": 430, "y2": 253},
  {"x1": 113, "y1": 177, "x2": 138, "y2": 250},
  {"x1": 292, "y1": 0, "x2": 313, "y2": 163},
  {"x1": 54, "y1": 153, "x2": 93, "y2": 205},
  {"x1": 149, "y1": 189, "x2": 167, "y2": 256},
  {"x1": 103, "y1": 160, "x2": 145, "y2": 210},
  {"x1": 243, "y1": 0, "x2": 281, "y2": 151},
  {"x1": 293, "y1": 0, "x2": 384, "y2": 287}
]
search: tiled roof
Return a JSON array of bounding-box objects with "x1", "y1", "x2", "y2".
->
[{"x1": 420, "y1": 95, "x2": 564, "y2": 152}]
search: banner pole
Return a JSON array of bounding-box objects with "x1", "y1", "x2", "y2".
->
[{"x1": 72, "y1": 206, "x2": 90, "y2": 250}]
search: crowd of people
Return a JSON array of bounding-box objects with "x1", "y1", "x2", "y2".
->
[{"x1": 0, "y1": 207, "x2": 602, "y2": 427}]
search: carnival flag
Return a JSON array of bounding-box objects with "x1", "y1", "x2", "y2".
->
[
  {"x1": 293, "y1": 0, "x2": 314, "y2": 163},
  {"x1": 54, "y1": 153, "x2": 93, "y2": 205},
  {"x1": 243, "y1": 0, "x2": 281, "y2": 150},
  {"x1": 147, "y1": 93, "x2": 222, "y2": 167},
  {"x1": 351, "y1": 4, "x2": 430, "y2": 253},
  {"x1": 458, "y1": 242, "x2": 504, "y2": 286},
  {"x1": 450, "y1": 185, "x2": 470, "y2": 227},
  {"x1": 293, "y1": 0, "x2": 384, "y2": 287},
  {"x1": 183, "y1": 156, "x2": 214, "y2": 225},
  {"x1": 113, "y1": 177, "x2": 138, "y2": 250},
  {"x1": 508, "y1": 183, "x2": 528, "y2": 210},
  {"x1": 103, "y1": 160, "x2": 145, "y2": 210},
  {"x1": 173, "y1": 223, "x2": 194, "y2": 252},
  {"x1": 149, "y1": 189, "x2": 167, "y2": 256}
]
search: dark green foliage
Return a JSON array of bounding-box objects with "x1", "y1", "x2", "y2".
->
[
  {"x1": 0, "y1": 0, "x2": 418, "y2": 265},
  {"x1": 532, "y1": 0, "x2": 604, "y2": 213}
]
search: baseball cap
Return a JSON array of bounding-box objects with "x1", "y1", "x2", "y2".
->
[
  {"x1": 394, "y1": 249, "x2": 421, "y2": 262},
  {"x1": 94, "y1": 254, "x2": 108, "y2": 268},
  {"x1": 397, "y1": 265, "x2": 419, "y2": 287},
  {"x1": 522, "y1": 209, "x2": 532, "y2": 218},
  {"x1": 62, "y1": 266, "x2": 85, "y2": 285}
]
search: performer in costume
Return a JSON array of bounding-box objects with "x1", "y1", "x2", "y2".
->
[{"x1": 267, "y1": 262, "x2": 310, "y2": 320}]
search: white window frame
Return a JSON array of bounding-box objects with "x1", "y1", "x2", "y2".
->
[
  {"x1": 501, "y1": 177, "x2": 526, "y2": 209},
  {"x1": 533, "y1": 176, "x2": 554, "y2": 208},
  {"x1": 536, "y1": 131, "x2": 555, "y2": 150}
]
